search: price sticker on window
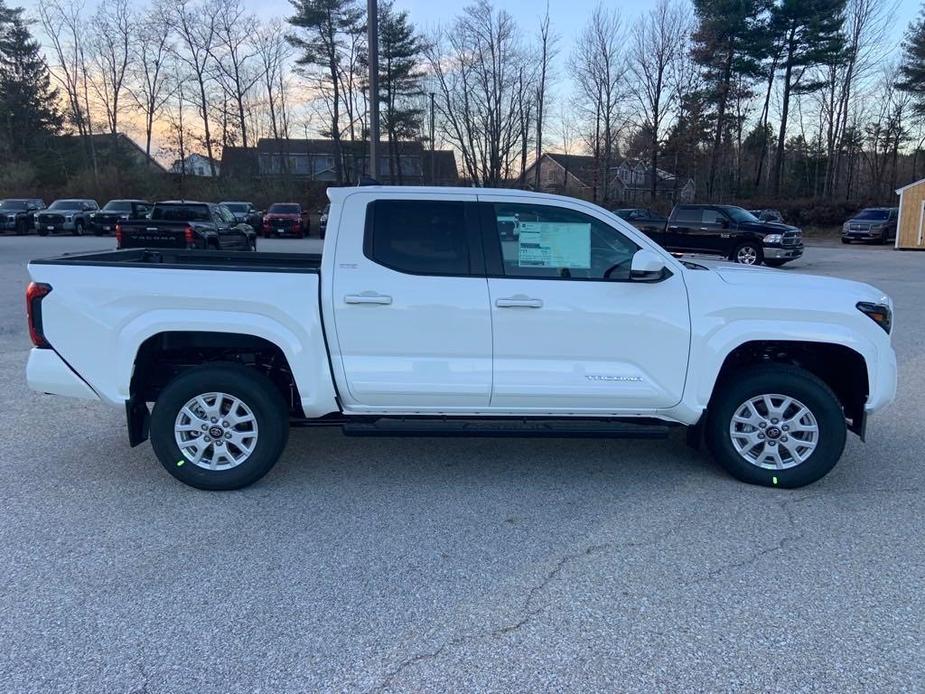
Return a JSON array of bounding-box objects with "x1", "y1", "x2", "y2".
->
[{"x1": 517, "y1": 221, "x2": 591, "y2": 269}]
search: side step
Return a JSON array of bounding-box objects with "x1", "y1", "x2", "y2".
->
[{"x1": 341, "y1": 417, "x2": 672, "y2": 439}]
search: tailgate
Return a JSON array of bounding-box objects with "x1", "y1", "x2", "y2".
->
[{"x1": 121, "y1": 225, "x2": 187, "y2": 248}]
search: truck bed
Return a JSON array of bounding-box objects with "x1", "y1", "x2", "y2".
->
[{"x1": 30, "y1": 248, "x2": 321, "y2": 273}]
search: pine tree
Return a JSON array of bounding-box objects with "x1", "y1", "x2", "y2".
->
[
  {"x1": 768, "y1": 0, "x2": 847, "y2": 196},
  {"x1": 898, "y1": 6, "x2": 925, "y2": 116},
  {"x1": 0, "y1": 1, "x2": 62, "y2": 157},
  {"x1": 377, "y1": 1, "x2": 424, "y2": 183}
]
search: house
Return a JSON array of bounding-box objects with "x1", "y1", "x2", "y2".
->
[
  {"x1": 51, "y1": 133, "x2": 168, "y2": 173},
  {"x1": 523, "y1": 153, "x2": 695, "y2": 204},
  {"x1": 895, "y1": 178, "x2": 925, "y2": 250},
  {"x1": 170, "y1": 153, "x2": 218, "y2": 177},
  {"x1": 233, "y1": 138, "x2": 458, "y2": 185}
]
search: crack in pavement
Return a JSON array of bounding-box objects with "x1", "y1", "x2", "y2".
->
[{"x1": 370, "y1": 528, "x2": 679, "y2": 692}]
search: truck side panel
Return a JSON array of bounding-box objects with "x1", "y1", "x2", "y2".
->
[{"x1": 27, "y1": 263, "x2": 339, "y2": 417}]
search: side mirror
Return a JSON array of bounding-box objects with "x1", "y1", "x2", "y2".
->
[{"x1": 631, "y1": 249, "x2": 668, "y2": 282}]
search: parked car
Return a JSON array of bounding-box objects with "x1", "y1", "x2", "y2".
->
[
  {"x1": 26, "y1": 186, "x2": 896, "y2": 491},
  {"x1": 35, "y1": 199, "x2": 99, "y2": 236},
  {"x1": 220, "y1": 201, "x2": 263, "y2": 229},
  {"x1": 642, "y1": 204, "x2": 803, "y2": 267},
  {"x1": 318, "y1": 204, "x2": 329, "y2": 239},
  {"x1": 841, "y1": 208, "x2": 898, "y2": 244},
  {"x1": 262, "y1": 203, "x2": 309, "y2": 238},
  {"x1": 749, "y1": 209, "x2": 785, "y2": 224},
  {"x1": 0, "y1": 198, "x2": 45, "y2": 234},
  {"x1": 116, "y1": 201, "x2": 256, "y2": 251},
  {"x1": 613, "y1": 208, "x2": 668, "y2": 235},
  {"x1": 90, "y1": 199, "x2": 152, "y2": 235}
]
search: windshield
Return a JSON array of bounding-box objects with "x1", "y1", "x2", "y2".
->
[
  {"x1": 49, "y1": 200, "x2": 85, "y2": 211},
  {"x1": 102, "y1": 201, "x2": 132, "y2": 212},
  {"x1": 269, "y1": 204, "x2": 299, "y2": 214},
  {"x1": 725, "y1": 207, "x2": 759, "y2": 223},
  {"x1": 222, "y1": 203, "x2": 249, "y2": 212},
  {"x1": 854, "y1": 209, "x2": 889, "y2": 221},
  {"x1": 151, "y1": 204, "x2": 211, "y2": 222},
  {"x1": 0, "y1": 200, "x2": 27, "y2": 210}
]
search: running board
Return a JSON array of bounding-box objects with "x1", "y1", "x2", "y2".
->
[{"x1": 340, "y1": 417, "x2": 672, "y2": 439}]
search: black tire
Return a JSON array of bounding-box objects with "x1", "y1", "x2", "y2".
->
[
  {"x1": 150, "y1": 364, "x2": 290, "y2": 490},
  {"x1": 37, "y1": 228, "x2": 48, "y2": 237},
  {"x1": 15, "y1": 219, "x2": 28, "y2": 235},
  {"x1": 731, "y1": 242, "x2": 763, "y2": 265},
  {"x1": 764, "y1": 259, "x2": 787, "y2": 268},
  {"x1": 705, "y1": 364, "x2": 847, "y2": 489},
  {"x1": 74, "y1": 221, "x2": 84, "y2": 236},
  {"x1": 841, "y1": 237, "x2": 850, "y2": 244}
]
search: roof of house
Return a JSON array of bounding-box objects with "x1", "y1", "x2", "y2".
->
[
  {"x1": 220, "y1": 146, "x2": 259, "y2": 178},
  {"x1": 535, "y1": 152, "x2": 691, "y2": 191}
]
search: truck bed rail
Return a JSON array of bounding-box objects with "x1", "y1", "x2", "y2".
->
[{"x1": 30, "y1": 248, "x2": 321, "y2": 273}]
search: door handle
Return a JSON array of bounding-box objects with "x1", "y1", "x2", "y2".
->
[
  {"x1": 345, "y1": 293, "x2": 392, "y2": 305},
  {"x1": 495, "y1": 297, "x2": 543, "y2": 309}
]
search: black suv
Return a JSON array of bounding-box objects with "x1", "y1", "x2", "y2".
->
[
  {"x1": 644, "y1": 204, "x2": 803, "y2": 267},
  {"x1": 0, "y1": 198, "x2": 45, "y2": 234},
  {"x1": 841, "y1": 208, "x2": 898, "y2": 244}
]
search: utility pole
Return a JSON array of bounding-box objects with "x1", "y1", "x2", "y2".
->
[
  {"x1": 429, "y1": 92, "x2": 435, "y2": 185},
  {"x1": 367, "y1": 0, "x2": 380, "y2": 180}
]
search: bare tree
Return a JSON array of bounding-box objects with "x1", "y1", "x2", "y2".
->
[
  {"x1": 570, "y1": 4, "x2": 628, "y2": 203},
  {"x1": 89, "y1": 0, "x2": 132, "y2": 138},
  {"x1": 169, "y1": 0, "x2": 218, "y2": 175},
  {"x1": 629, "y1": 0, "x2": 688, "y2": 201},
  {"x1": 533, "y1": 3, "x2": 557, "y2": 190},
  {"x1": 425, "y1": 0, "x2": 532, "y2": 186},
  {"x1": 130, "y1": 4, "x2": 174, "y2": 166},
  {"x1": 210, "y1": 0, "x2": 262, "y2": 148},
  {"x1": 255, "y1": 20, "x2": 291, "y2": 144}
]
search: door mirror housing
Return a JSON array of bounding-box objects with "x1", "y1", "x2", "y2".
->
[{"x1": 630, "y1": 249, "x2": 668, "y2": 282}]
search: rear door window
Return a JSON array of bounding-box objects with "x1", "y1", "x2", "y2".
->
[{"x1": 672, "y1": 207, "x2": 701, "y2": 224}]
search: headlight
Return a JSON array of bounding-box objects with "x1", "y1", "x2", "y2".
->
[
  {"x1": 856, "y1": 302, "x2": 892, "y2": 334},
  {"x1": 763, "y1": 234, "x2": 782, "y2": 244}
]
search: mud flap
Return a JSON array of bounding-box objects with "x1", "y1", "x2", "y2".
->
[{"x1": 126, "y1": 397, "x2": 150, "y2": 447}]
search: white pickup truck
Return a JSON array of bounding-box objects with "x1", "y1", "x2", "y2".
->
[{"x1": 26, "y1": 186, "x2": 897, "y2": 490}]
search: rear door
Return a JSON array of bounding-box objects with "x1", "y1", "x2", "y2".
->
[
  {"x1": 330, "y1": 193, "x2": 493, "y2": 410},
  {"x1": 665, "y1": 206, "x2": 700, "y2": 250},
  {"x1": 479, "y1": 196, "x2": 690, "y2": 411}
]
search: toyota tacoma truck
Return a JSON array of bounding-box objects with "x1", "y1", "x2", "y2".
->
[
  {"x1": 25, "y1": 186, "x2": 896, "y2": 491},
  {"x1": 116, "y1": 201, "x2": 256, "y2": 251},
  {"x1": 35, "y1": 198, "x2": 99, "y2": 236},
  {"x1": 645, "y1": 204, "x2": 804, "y2": 267}
]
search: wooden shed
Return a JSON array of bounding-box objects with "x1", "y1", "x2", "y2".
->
[{"x1": 895, "y1": 178, "x2": 925, "y2": 250}]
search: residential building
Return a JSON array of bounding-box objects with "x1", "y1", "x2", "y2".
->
[{"x1": 170, "y1": 153, "x2": 218, "y2": 177}]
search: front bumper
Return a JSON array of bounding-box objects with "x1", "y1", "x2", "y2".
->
[
  {"x1": 843, "y1": 230, "x2": 885, "y2": 241},
  {"x1": 37, "y1": 221, "x2": 75, "y2": 232},
  {"x1": 0, "y1": 220, "x2": 17, "y2": 231},
  {"x1": 26, "y1": 348, "x2": 98, "y2": 400},
  {"x1": 763, "y1": 243, "x2": 804, "y2": 260}
]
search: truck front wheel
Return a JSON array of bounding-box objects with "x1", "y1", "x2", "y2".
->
[
  {"x1": 150, "y1": 365, "x2": 289, "y2": 490},
  {"x1": 732, "y1": 242, "x2": 762, "y2": 265},
  {"x1": 705, "y1": 365, "x2": 847, "y2": 488}
]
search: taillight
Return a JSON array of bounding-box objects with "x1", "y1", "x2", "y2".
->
[
  {"x1": 184, "y1": 225, "x2": 194, "y2": 247},
  {"x1": 26, "y1": 282, "x2": 52, "y2": 348},
  {"x1": 114, "y1": 223, "x2": 123, "y2": 247}
]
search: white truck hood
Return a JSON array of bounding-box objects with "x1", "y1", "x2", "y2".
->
[{"x1": 689, "y1": 259, "x2": 890, "y2": 306}]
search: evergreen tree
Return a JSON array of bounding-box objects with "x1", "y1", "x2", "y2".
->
[
  {"x1": 0, "y1": 1, "x2": 62, "y2": 157},
  {"x1": 377, "y1": 1, "x2": 424, "y2": 183},
  {"x1": 691, "y1": 0, "x2": 769, "y2": 199},
  {"x1": 768, "y1": 0, "x2": 847, "y2": 196},
  {"x1": 898, "y1": 6, "x2": 925, "y2": 116}
]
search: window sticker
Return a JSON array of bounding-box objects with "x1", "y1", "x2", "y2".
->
[{"x1": 516, "y1": 221, "x2": 591, "y2": 269}]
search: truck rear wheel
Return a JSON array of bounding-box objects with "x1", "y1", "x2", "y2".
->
[
  {"x1": 705, "y1": 365, "x2": 847, "y2": 488},
  {"x1": 150, "y1": 365, "x2": 289, "y2": 490}
]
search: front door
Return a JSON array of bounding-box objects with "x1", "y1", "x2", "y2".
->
[
  {"x1": 479, "y1": 197, "x2": 690, "y2": 411},
  {"x1": 331, "y1": 194, "x2": 493, "y2": 409}
]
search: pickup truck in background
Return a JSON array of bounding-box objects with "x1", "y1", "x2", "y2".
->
[
  {"x1": 261, "y1": 202, "x2": 310, "y2": 238},
  {"x1": 0, "y1": 198, "x2": 45, "y2": 234},
  {"x1": 639, "y1": 204, "x2": 804, "y2": 267},
  {"x1": 116, "y1": 201, "x2": 257, "y2": 251},
  {"x1": 26, "y1": 186, "x2": 896, "y2": 491},
  {"x1": 35, "y1": 199, "x2": 99, "y2": 236},
  {"x1": 841, "y1": 207, "x2": 898, "y2": 244},
  {"x1": 220, "y1": 201, "x2": 264, "y2": 230},
  {"x1": 90, "y1": 199, "x2": 152, "y2": 235}
]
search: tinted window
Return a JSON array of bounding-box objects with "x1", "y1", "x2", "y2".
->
[
  {"x1": 151, "y1": 204, "x2": 211, "y2": 221},
  {"x1": 217, "y1": 205, "x2": 237, "y2": 223},
  {"x1": 673, "y1": 207, "x2": 701, "y2": 223},
  {"x1": 0, "y1": 200, "x2": 27, "y2": 210},
  {"x1": 854, "y1": 209, "x2": 889, "y2": 221},
  {"x1": 223, "y1": 203, "x2": 249, "y2": 212},
  {"x1": 490, "y1": 203, "x2": 637, "y2": 280},
  {"x1": 269, "y1": 204, "x2": 300, "y2": 214},
  {"x1": 48, "y1": 200, "x2": 85, "y2": 211},
  {"x1": 368, "y1": 200, "x2": 469, "y2": 275},
  {"x1": 702, "y1": 209, "x2": 727, "y2": 224},
  {"x1": 725, "y1": 207, "x2": 758, "y2": 223},
  {"x1": 102, "y1": 201, "x2": 132, "y2": 212}
]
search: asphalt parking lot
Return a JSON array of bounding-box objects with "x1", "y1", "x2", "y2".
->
[{"x1": 0, "y1": 235, "x2": 922, "y2": 692}]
